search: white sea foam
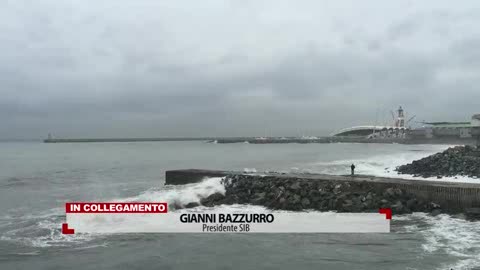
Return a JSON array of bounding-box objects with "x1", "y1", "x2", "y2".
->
[
  {"x1": 0, "y1": 177, "x2": 226, "y2": 248},
  {"x1": 243, "y1": 168, "x2": 257, "y2": 173},
  {"x1": 0, "y1": 209, "x2": 97, "y2": 248},
  {"x1": 118, "y1": 176, "x2": 226, "y2": 208},
  {"x1": 401, "y1": 213, "x2": 480, "y2": 270},
  {"x1": 3, "y1": 169, "x2": 478, "y2": 260},
  {"x1": 302, "y1": 145, "x2": 480, "y2": 183},
  {"x1": 16, "y1": 176, "x2": 332, "y2": 238}
]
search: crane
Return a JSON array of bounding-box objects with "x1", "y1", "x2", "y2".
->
[
  {"x1": 390, "y1": 110, "x2": 396, "y2": 124},
  {"x1": 406, "y1": 115, "x2": 416, "y2": 125}
]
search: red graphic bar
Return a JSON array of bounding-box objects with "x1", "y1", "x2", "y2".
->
[
  {"x1": 62, "y1": 223, "x2": 75, "y2": 234},
  {"x1": 65, "y1": 202, "x2": 168, "y2": 213},
  {"x1": 379, "y1": 208, "x2": 392, "y2": 220}
]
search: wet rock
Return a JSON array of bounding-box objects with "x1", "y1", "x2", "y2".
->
[
  {"x1": 290, "y1": 194, "x2": 301, "y2": 205},
  {"x1": 428, "y1": 202, "x2": 441, "y2": 210},
  {"x1": 392, "y1": 201, "x2": 405, "y2": 214},
  {"x1": 384, "y1": 188, "x2": 396, "y2": 198},
  {"x1": 289, "y1": 182, "x2": 301, "y2": 190},
  {"x1": 396, "y1": 146, "x2": 480, "y2": 178},
  {"x1": 252, "y1": 192, "x2": 266, "y2": 204},
  {"x1": 199, "y1": 174, "x2": 457, "y2": 216},
  {"x1": 200, "y1": 193, "x2": 226, "y2": 207},
  {"x1": 170, "y1": 201, "x2": 183, "y2": 210},
  {"x1": 431, "y1": 209, "x2": 442, "y2": 216},
  {"x1": 406, "y1": 198, "x2": 418, "y2": 210},
  {"x1": 465, "y1": 208, "x2": 480, "y2": 220},
  {"x1": 301, "y1": 198, "x2": 311, "y2": 207},
  {"x1": 184, "y1": 202, "x2": 200, "y2": 208}
]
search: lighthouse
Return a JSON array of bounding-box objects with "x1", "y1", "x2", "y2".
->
[{"x1": 395, "y1": 106, "x2": 405, "y2": 128}]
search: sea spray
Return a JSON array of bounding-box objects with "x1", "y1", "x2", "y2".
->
[
  {"x1": 0, "y1": 177, "x2": 226, "y2": 248},
  {"x1": 399, "y1": 213, "x2": 480, "y2": 270},
  {"x1": 119, "y1": 177, "x2": 226, "y2": 209},
  {"x1": 302, "y1": 145, "x2": 480, "y2": 183}
]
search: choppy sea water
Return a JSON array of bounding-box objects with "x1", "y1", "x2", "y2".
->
[{"x1": 1, "y1": 141, "x2": 479, "y2": 270}]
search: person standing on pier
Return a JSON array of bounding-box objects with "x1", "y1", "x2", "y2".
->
[{"x1": 351, "y1": 164, "x2": 356, "y2": 176}]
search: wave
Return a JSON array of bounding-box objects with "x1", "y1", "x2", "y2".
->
[
  {"x1": 300, "y1": 146, "x2": 480, "y2": 183},
  {"x1": 2, "y1": 171, "x2": 480, "y2": 270},
  {"x1": 0, "y1": 177, "x2": 226, "y2": 248},
  {"x1": 0, "y1": 211, "x2": 96, "y2": 248},
  {"x1": 398, "y1": 213, "x2": 480, "y2": 270},
  {"x1": 118, "y1": 177, "x2": 226, "y2": 208},
  {"x1": 0, "y1": 176, "x2": 330, "y2": 248}
]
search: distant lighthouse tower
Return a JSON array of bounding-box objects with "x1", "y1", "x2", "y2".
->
[{"x1": 395, "y1": 106, "x2": 405, "y2": 128}]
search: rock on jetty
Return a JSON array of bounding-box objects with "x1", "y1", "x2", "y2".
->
[
  {"x1": 196, "y1": 175, "x2": 444, "y2": 215},
  {"x1": 396, "y1": 146, "x2": 480, "y2": 178}
]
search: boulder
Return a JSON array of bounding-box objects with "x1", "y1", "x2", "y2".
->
[
  {"x1": 396, "y1": 146, "x2": 480, "y2": 178},
  {"x1": 184, "y1": 202, "x2": 200, "y2": 208},
  {"x1": 301, "y1": 198, "x2": 311, "y2": 207},
  {"x1": 200, "y1": 193, "x2": 226, "y2": 207},
  {"x1": 202, "y1": 175, "x2": 457, "y2": 216}
]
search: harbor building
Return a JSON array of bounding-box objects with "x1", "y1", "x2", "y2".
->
[
  {"x1": 412, "y1": 114, "x2": 480, "y2": 140},
  {"x1": 333, "y1": 107, "x2": 480, "y2": 144},
  {"x1": 332, "y1": 106, "x2": 411, "y2": 138}
]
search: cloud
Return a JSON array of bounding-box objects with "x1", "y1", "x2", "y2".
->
[{"x1": 1, "y1": 0, "x2": 480, "y2": 139}]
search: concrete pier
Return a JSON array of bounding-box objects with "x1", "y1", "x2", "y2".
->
[
  {"x1": 43, "y1": 137, "x2": 224, "y2": 143},
  {"x1": 43, "y1": 136, "x2": 476, "y2": 144},
  {"x1": 165, "y1": 169, "x2": 480, "y2": 212},
  {"x1": 214, "y1": 137, "x2": 477, "y2": 144},
  {"x1": 165, "y1": 169, "x2": 232, "y2": 185}
]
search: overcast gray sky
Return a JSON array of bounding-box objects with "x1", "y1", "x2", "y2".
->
[{"x1": 1, "y1": 0, "x2": 480, "y2": 139}]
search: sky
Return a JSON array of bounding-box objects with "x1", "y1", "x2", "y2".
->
[{"x1": 1, "y1": 0, "x2": 480, "y2": 139}]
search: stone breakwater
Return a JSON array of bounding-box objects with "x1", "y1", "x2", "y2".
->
[
  {"x1": 396, "y1": 146, "x2": 480, "y2": 178},
  {"x1": 195, "y1": 175, "x2": 445, "y2": 215}
]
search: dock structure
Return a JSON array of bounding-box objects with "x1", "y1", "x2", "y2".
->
[
  {"x1": 44, "y1": 137, "x2": 232, "y2": 143},
  {"x1": 42, "y1": 136, "x2": 398, "y2": 144},
  {"x1": 43, "y1": 136, "x2": 477, "y2": 145},
  {"x1": 165, "y1": 169, "x2": 480, "y2": 212}
]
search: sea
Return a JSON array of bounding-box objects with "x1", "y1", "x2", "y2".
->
[{"x1": 1, "y1": 141, "x2": 479, "y2": 270}]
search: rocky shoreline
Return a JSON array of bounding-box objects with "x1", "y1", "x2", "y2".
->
[
  {"x1": 191, "y1": 175, "x2": 446, "y2": 215},
  {"x1": 396, "y1": 146, "x2": 480, "y2": 178}
]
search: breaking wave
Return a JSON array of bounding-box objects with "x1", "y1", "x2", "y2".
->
[
  {"x1": 398, "y1": 213, "x2": 480, "y2": 270},
  {"x1": 118, "y1": 177, "x2": 226, "y2": 208},
  {"x1": 0, "y1": 209, "x2": 97, "y2": 248},
  {"x1": 2, "y1": 175, "x2": 480, "y2": 270},
  {"x1": 0, "y1": 177, "x2": 227, "y2": 248},
  {"x1": 300, "y1": 145, "x2": 479, "y2": 183}
]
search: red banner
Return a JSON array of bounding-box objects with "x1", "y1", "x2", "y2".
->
[{"x1": 65, "y1": 202, "x2": 168, "y2": 213}]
